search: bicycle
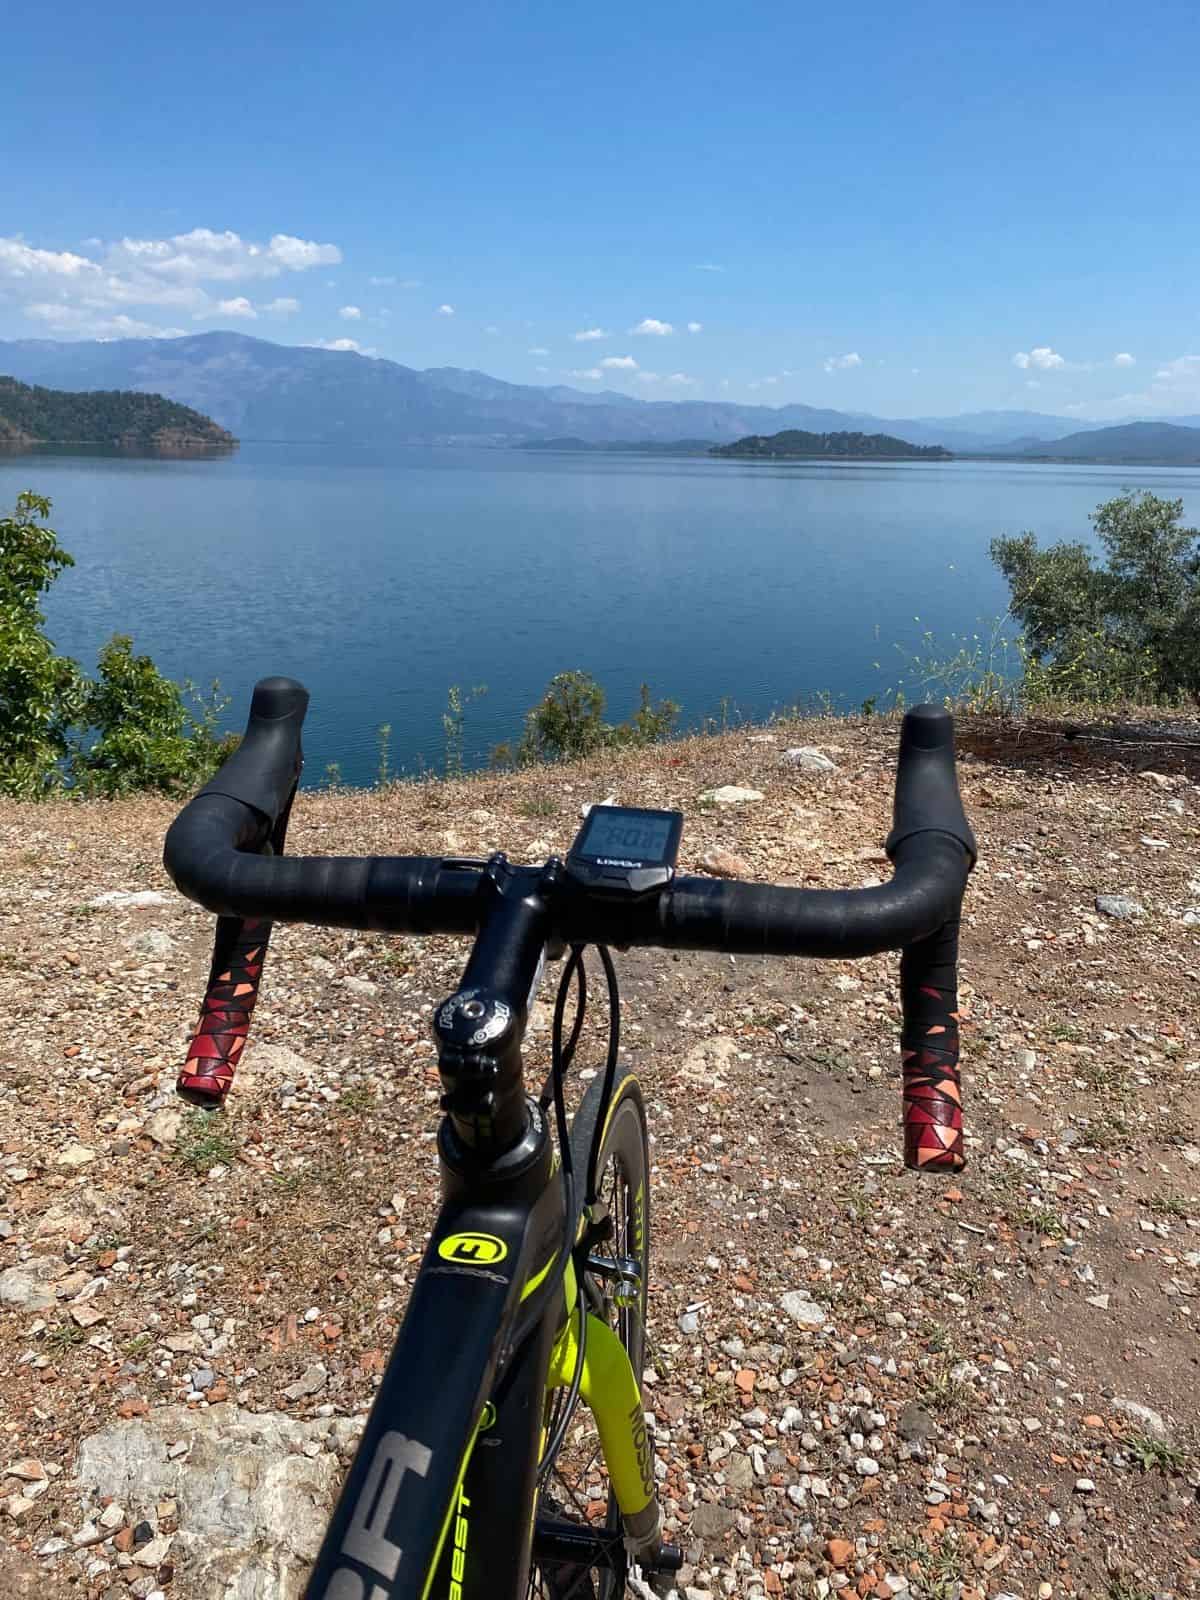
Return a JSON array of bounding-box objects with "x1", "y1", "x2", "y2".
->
[{"x1": 163, "y1": 677, "x2": 975, "y2": 1600}]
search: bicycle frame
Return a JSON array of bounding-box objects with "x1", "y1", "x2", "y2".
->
[{"x1": 304, "y1": 1091, "x2": 654, "y2": 1599}]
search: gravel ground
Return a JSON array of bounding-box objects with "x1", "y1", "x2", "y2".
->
[{"x1": 1, "y1": 713, "x2": 1198, "y2": 1600}]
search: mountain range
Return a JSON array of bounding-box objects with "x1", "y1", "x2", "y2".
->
[{"x1": 0, "y1": 332, "x2": 1195, "y2": 453}]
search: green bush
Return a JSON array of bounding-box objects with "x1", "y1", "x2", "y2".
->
[
  {"x1": 495, "y1": 670, "x2": 679, "y2": 766},
  {"x1": 992, "y1": 491, "x2": 1200, "y2": 705},
  {"x1": 0, "y1": 492, "x2": 230, "y2": 797}
]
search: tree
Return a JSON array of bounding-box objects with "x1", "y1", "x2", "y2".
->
[
  {"x1": 495, "y1": 671, "x2": 680, "y2": 766},
  {"x1": 0, "y1": 492, "x2": 86, "y2": 794},
  {"x1": 992, "y1": 491, "x2": 1200, "y2": 704},
  {"x1": 0, "y1": 492, "x2": 230, "y2": 797}
]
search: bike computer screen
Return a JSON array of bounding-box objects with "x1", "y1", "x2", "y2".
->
[{"x1": 565, "y1": 805, "x2": 683, "y2": 896}]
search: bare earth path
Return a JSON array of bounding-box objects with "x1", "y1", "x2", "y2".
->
[{"x1": 1, "y1": 715, "x2": 1197, "y2": 1599}]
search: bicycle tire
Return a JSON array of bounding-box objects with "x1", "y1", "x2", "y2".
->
[{"x1": 528, "y1": 1065, "x2": 651, "y2": 1600}]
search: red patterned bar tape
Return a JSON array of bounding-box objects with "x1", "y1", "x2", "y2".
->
[
  {"x1": 177, "y1": 916, "x2": 272, "y2": 1107},
  {"x1": 901, "y1": 978, "x2": 965, "y2": 1172}
]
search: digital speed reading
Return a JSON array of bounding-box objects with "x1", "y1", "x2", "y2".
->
[
  {"x1": 573, "y1": 810, "x2": 677, "y2": 864},
  {"x1": 565, "y1": 805, "x2": 683, "y2": 897}
]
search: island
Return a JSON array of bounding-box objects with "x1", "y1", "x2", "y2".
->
[
  {"x1": 0, "y1": 376, "x2": 235, "y2": 450},
  {"x1": 711, "y1": 429, "x2": 951, "y2": 460}
]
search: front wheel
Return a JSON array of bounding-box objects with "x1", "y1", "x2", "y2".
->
[{"x1": 528, "y1": 1065, "x2": 652, "y2": 1600}]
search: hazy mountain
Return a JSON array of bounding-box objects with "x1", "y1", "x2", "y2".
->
[
  {"x1": 1022, "y1": 421, "x2": 1200, "y2": 463},
  {"x1": 0, "y1": 331, "x2": 1132, "y2": 452}
]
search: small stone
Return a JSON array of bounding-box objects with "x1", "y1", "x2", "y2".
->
[
  {"x1": 341, "y1": 976, "x2": 378, "y2": 998},
  {"x1": 143, "y1": 1108, "x2": 182, "y2": 1147},
  {"x1": 701, "y1": 785, "x2": 764, "y2": 806},
  {"x1": 0, "y1": 1267, "x2": 55, "y2": 1312},
  {"x1": 1095, "y1": 895, "x2": 1144, "y2": 921},
  {"x1": 1086, "y1": 1294, "x2": 1110, "y2": 1311},
  {"x1": 780, "y1": 1291, "x2": 827, "y2": 1328},
  {"x1": 854, "y1": 1456, "x2": 880, "y2": 1476},
  {"x1": 70, "y1": 1301, "x2": 107, "y2": 1328},
  {"x1": 898, "y1": 1401, "x2": 936, "y2": 1441},
  {"x1": 1074, "y1": 1478, "x2": 1096, "y2": 1493},
  {"x1": 1021, "y1": 1417, "x2": 1042, "y2": 1433},
  {"x1": 134, "y1": 1535, "x2": 173, "y2": 1566},
  {"x1": 782, "y1": 747, "x2": 838, "y2": 773},
  {"x1": 3, "y1": 1494, "x2": 35, "y2": 1520},
  {"x1": 701, "y1": 849, "x2": 751, "y2": 880},
  {"x1": 88, "y1": 889, "x2": 168, "y2": 909},
  {"x1": 55, "y1": 1142, "x2": 97, "y2": 1168},
  {"x1": 125, "y1": 929, "x2": 175, "y2": 959},
  {"x1": 99, "y1": 1502, "x2": 126, "y2": 1529},
  {"x1": 283, "y1": 1361, "x2": 328, "y2": 1400},
  {"x1": 678, "y1": 1311, "x2": 701, "y2": 1335},
  {"x1": 7, "y1": 1460, "x2": 46, "y2": 1482},
  {"x1": 191, "y1": 1368, "x2": 216, "y2": 1391},
  {"x1": 73, "y1": 1520, "x2": 105, "y2": 1546},
  {"x1": 1111, "y1": 1397, "x2": 1169, "y2": 1440},
  {"x1": 38, "y1": 1537, "x2": 70, "y2": 1556},
  {"x1": 825, "y1": 1538, "x2": 855, "y2": 1569}
]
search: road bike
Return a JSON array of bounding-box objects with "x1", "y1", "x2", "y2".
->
[{"x1": 163, "y1": 678, "x2": 975, "y2": 1599}]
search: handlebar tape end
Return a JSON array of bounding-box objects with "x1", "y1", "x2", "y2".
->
[
  {"x1": 176, "y1": 916, "x2": 271, "y2": 1110},
  {"x1": 902, "y1": 1047, "x2": 966, "y2": 1172}
]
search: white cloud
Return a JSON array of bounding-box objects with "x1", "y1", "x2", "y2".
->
[
  {"x1": 437, "y1": 303, "x2": 455, "y2": 316},
  {"x1": 694, "y1": 263, "x2": 724, "y2": 272},
  {"x1": 369, "y1": 275, "x2": 397, "y2": 287},
  {"x1": 573, "y1": 327, "x2": 609, "y2": 342},
  {"x1": 264, "y1": 297, "x2": 300, "y2": 315},
  {"x1": 0, "y1": 227, "x2": 341, "y2": 335},
  {"x1": 1012, "y1": 346, "x2": 1065, "y2": 370},
  {"x1": 686, "y1": 321, "x2": 702, "y2": 333},
  {"x1": 0, "y1": 238, "x2": 101, "y2": 279},
  {"x1": 24, "y1": 304, "x2": 187, "y2": 339},
  {"x1": 568, "y1": 367, "x2": 603, "y2": 380},
  {"x1": 823, "y1": 352, "x2": 862, "y2": 372},
  {"x1": 484, "y1": 325, "x2": 500, "y2": 335},
  {"x1": 600, "y1": 355, "x2": 638, "y2": 370},
  {"x1": 665, "y1": 372, "x2": 695, "y2": 385},
  {"x1": 631, "y1": 318, "x2": 674, "y2": 336},
  {"x1": 528, "y1": 346, "x2": 550, "y2": 355},
  {"x1": 1025, "y1": 379, "x2": 1041, "y2": 389},
  {"x1": 1113, "y1": 352, "x2": 1136, "y2": 367},
  {"x1": 311, "y1": 337, "x2": 364, "y2": 353},
  {"x1": 1154, "y1": 354, "x2": 1200, "y2": 382},
  {"x1": 110, "y1": 228, "x2": 340, "y2": 282},
  {"x1": 339, "y1": 304, "x2": 362, "y2": 320}
]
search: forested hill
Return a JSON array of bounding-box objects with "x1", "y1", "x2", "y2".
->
[
  {"x1": 0, "y1": 376, "x2": 234, "y2": 448},
  {"x1": 711, "y1": 429, "x2": 951, "y2": 460}
]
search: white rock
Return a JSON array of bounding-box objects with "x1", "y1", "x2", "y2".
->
[
  {"x1": 701, "y1": 786, "x2": 764, "y2": 805},
  {"x1": 143, "y1": 1108, "x2": 182, "y2": 1147},
  {"x1": 125, "y1": 929, "x2": 175, "y2": 959},
  {"x1": 99, "y1": 1501, "x2": 126, "y2": 1529},
  {"x1": 1111, "y1": 1397, "x2": 1169, "y2": 1440},
  {"x1": 855, "y1": 1456, "x2": 880, "y2": 1476},
  {"x1": 89, "y1": 889, "x2": 168, "y2": 909},
  {"x1": 134, "y1": 1535, "x2": 174, "y2": 1565},
  {"x1": 781, "y1": 747, "x2": 838, "y2": 773},
  {"x1": 0, "y1": 1265, "x2": 56, "y2": 1312},
  {"x1": 76, "y1": 1404, "x2": 361, "y2": 1599},
  {"x1": 55, "y1": 1142, "x2": 97, "y2": 1168},
  {"x1": 779, "y1": 1291, "x2": 827, "y2": 1328}
]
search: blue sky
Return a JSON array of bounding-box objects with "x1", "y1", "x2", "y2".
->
[{"x1": 2, "y1": 0, "x2": 1198, "y2": 419}]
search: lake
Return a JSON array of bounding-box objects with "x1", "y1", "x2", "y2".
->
[{"x1": 2, "y1": 445, "x2": 1196, "y2": 786}]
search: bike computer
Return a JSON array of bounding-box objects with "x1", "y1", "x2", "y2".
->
[{"x1": 564, "y1": 805, "x2": 683, "y2": 896}]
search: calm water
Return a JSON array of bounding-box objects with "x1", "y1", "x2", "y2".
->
[{"x1": 3, "y1": 445, "x2": 1196, "y2": 785}]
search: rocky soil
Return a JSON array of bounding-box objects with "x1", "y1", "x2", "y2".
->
[{"x1": 0, "y1": 713, "x2": 1197, "y2": 1600}]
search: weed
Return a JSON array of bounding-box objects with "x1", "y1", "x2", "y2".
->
[
  {"x1": 442, "y1": 684, "x2": 487, "y2": 778},
  {"x1": 376, "y1": 723, "x2": 392, "y2": 787},
  {"x1": 338, "y1": 1084, "x2": 375, "y2": 1113},
  {"x1": 43, "y1": 1321, "x2": 85, "y2": 1353},
  {"x1": 1127, "y1": 1432, "x2": 1187, "y2": 1474},
  {"x1": 1108, "y1": 1580, "x2": 1154, "y2": 1600},
  {"x1": 270, "y1": 1169, "x2": 312, "y2": 1195},
  {"x1": 1088, "y1": 1113, "x2": 1134, "y2": 1152},
  {"x1": 922, "y1": 1366, "x2": 973, "y2": 1419},
  {"x1": 175, "y1": 1109, "x2": 236, "y2": 1173},
  {"x1": 921, "y1": 1321, "x2": 950, "y2": 1354},
  {"x1": 1144, "y1": 1193, "x2": 1189, "y2": 1219},
  {"x1": 124, "y1": 1333, "x2": 153, "y2": 1356},
  {"x1": 517, "y1": 793, "x2": 558, "y2": 819},
  {"x1": 1014, "y1": 1204, "x2": 1065, "y2": 1239}
]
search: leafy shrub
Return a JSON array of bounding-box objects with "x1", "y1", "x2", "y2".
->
[
  {"x1": 992, "y1": 491, "x2": 1200, "y2": 705},
  {"x1": 0, "y1": 492, "x2": 231, "y2": 797},
  {"x1": 494, "y1": 671, "x2": 679, "y2": 766}
]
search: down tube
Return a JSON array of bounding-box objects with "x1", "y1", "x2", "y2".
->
[{"x1": 427, "y1": 1310, "x2": 559, "y2": 1599}]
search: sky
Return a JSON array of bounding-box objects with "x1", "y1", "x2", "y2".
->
[{"x1": 2, "y1": 0, "x2": 1198, "y2": 420}]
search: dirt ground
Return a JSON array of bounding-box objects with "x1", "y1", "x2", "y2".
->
[{"x1": 0, "y1": 712, "x2": 1197, "y2": 1599}]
